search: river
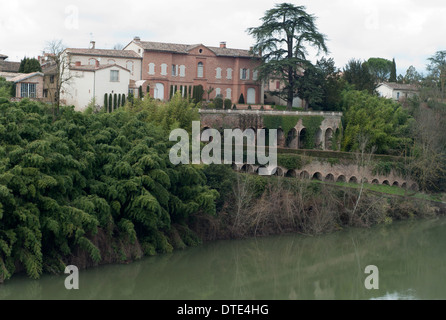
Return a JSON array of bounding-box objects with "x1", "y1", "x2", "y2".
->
[{"x1": 1, "y1": 216, "x2": 446, "y2": 300}]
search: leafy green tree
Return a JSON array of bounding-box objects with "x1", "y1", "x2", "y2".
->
[
  {"x1": 366, "y1": 57, "x2": 392, "y2": 83},
  {"x1": 296, "y1": 62, "x2": 324, "y2": 110},
  {"x1": 404, "y1": 65, "x2": 422, "y2": 84},
  {"x1": 426, "y1": 50, "x2": 446, "y2": 99},
  {"x1": 341, "y1": 90, "x2": 413, "y2": 154},
  {"x1": 0, "y1": 77, "x2": 13, "y2": 98},
  {"x1": 343, "y1": 59, "x2": 376, "y2": 94},
  {"x1": 247, "y1": 3, "x2": 328, "y2": 110}
]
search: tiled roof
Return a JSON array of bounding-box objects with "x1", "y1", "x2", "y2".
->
[
  {"x1": 0, "y1": 54, "x2": 8, "y2": 59},
  {"x1": 0, "y1": 61, "x2": 20, "y2": 72},
  {"x1": 136, "y1": 41, "x2": 256, "y2": 58},
  {"x1": 379, "y1": 82, "x2": 419, "y2": 91},
  {"x1": 70, "y1": 63, "x2": 130, "y2": 72},
  {"x1": 9, "y1": 72, "x2": 43, "y2": 83},
  {"x1": 66, "y1": 48, "x2": 142, "y2": 59}
]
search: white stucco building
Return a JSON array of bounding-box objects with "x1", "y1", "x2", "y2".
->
[
  {"x1": 60, "y1": 42, "x2": 142, "y2": 111},
  {"x1": 376, "y1": 82, "x2": 419, "y2": 102}
]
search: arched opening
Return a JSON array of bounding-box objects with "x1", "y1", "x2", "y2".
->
[
  {"x1": 299, "y1": 128, "x2": 307, "y2": 149},
  {"x1": 300, "y1": 171, "x2": 310, "y2": 179},
  {"x1": 325, "y1": 128, "x2": 333, "y2": 150},
  {"x1": 241, "y1": 164, "x2": 254, "y2": 173},
  {"x1": 392, "y1": 181, "x2": 399, "y2": 187},
  {"x1": 372, "y1": 179, "x2": 379, "y2": 185},
  {"x1": 247, "y1": 88, "x2": 256, "y2": 104},
  {"x1": 336, "y1": 175, "x2": 346, "y2": 182},
  {"x1": 256, "y1": 165, "x2": 266, "y2": 174},
  {"x1": 401, "y1": 182, "x2": 407, "y2": 189},
  {"x1": 325, "y1": 174, "x2": 335, "y2": 182},
  {"x1": 382, "y1": 180, "x2": 390, "y2": 186},
  {"x1": 154, "y1": 83, "x2": 165, "y2": 100},
  {"x1": 273, "y1": 167, "x2": 284, "y2": 176},
  {"x1": 349, "y1": 176, "x2": 358, "y2": 184},
  {"x1": 231, "y1": 162, "x2": 239, "y2": 171},
  {"x1": 314, "y1": 128, "x2": 323, "y2": 149},
  {"x1": 312, "y1": 172, "x2": 323, "y2": 181},
  {"x1": 286, "y1": 169, "x2": 297, "y2": 178},
  {"x1": 286, "y1": 128, "x2": 298, "y2": 149}
]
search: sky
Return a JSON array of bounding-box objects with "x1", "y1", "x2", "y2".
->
[{"x1": 1, "y1": 0, "x2": 445, "y2": 76}]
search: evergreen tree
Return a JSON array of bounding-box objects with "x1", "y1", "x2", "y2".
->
[
  {"x1": 108, "y1": 94, "x2": 112, "y2": 112},
  {"x1": 104, "y1": 93, "x2": 108, "y2": 111},
  {"x1": 390, "y1": 58, "x2": 397, "y2": 82}
]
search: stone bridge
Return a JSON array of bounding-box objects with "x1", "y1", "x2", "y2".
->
[
  {"x1": 232, "y1": 160, "x2": 418, "y2": 191},
  {"x1": 199, "y1": 109, "x2": 342, "y2": 150}
]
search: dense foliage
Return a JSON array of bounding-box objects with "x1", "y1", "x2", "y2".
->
[{"x1": 0, "y1": 97, "x2": 218, "y2": 281}]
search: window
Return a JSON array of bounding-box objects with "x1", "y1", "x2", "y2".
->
[
  {"x1": 172, "y1": 64, "x2": 178, "y2": 76},
  {"x1": 161, "y1": 63, "x2": 167, "y2": 76},
  {"x1": 253, "y1": 70, "x2": 258, "y2": 81},
  {"x1": 43, "y1": 89, "x2": 48, "y2": 98},
  {"x1": 197, "y1": 62, "x2": 203, "y2": 78},
  {"x1": 226, "y1": 88, "x2": 232, "y2": 99},
  {"x1": 89, "y1": 58, "x2": 96, "y2": 66},
  {"x1": 240, "y1": 68, "x2": 249, "y2": 80},
  {"x1": 50, "y1": 75, "x2": 55, "y2": 84},
  {"x1": 276, "y1": 81, "x2": 280, "y2": 90},
  {"x1": 148, "y1": 63, "x2": 155, "y2": 75},
  {"x1": 20, "y1": 83, "x2": 36, "y2": 98},
  {"x1": 179, "y1": 65, "x2": 186, "y2": 77},
  {"x1": 216, "y1": 67, "x2": 222, "y2": 79},
  {"x1": 215, "y1": 88, "x2": 221, "y2": 97},
  {"x1": 226, "y1": 68, "x2": 232, "y2": 80},
  {"x1": 396, "y1": 92, "x2": 400, "y2": 99},
  {"x1": 110, "y1": 70, "x2": 119, "y2": 82},
  {"x1": 126, "y1": 61, "x2": 134, "y2": 74}
]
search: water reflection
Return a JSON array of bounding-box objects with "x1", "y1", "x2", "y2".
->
[{"x1": 1, "y1": 217, "x2": 446, "y2": 299}]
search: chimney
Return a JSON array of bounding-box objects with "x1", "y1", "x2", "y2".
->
[
  {"x1": 134, "y1": 36, "x2": 141, "y2": 42},
  {"x1": 220, "y1": 41, "x2": 226, "y2": 48},
  {"x1": 90, "y1": 41, "x2": 96, "y2": 49}
]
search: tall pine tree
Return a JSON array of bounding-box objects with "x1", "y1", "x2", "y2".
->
[{"x1": 390, "y1": 58, "x2": 397, "y2": 82}]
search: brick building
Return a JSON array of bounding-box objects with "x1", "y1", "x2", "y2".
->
[{"x1": 124, "y1": 37, "x2": 263, "y2": 104}]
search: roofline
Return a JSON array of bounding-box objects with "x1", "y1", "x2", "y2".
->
[
  {"x1": 69, "y1": 63, "x2": 131, "y2": 73},
  {"x1": 12, "y1": 72, "x2": 44, "y2": 83},
  {"x1": 65, "y1": 49, "x2": 142, "y2": 60}
]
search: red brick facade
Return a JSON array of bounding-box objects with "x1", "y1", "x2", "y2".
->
[{"x1": 125, "y1": 39, "x2": 263, "y2": 104}]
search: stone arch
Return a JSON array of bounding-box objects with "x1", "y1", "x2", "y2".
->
[
  {"x1": 382, "y1": 180, "x2": 390, "y2": 186},
  {"x1": 231, "y1": 162, "x2": 240, "y2": 171},
  {"x1": 285, "y1": 169, "x2": 297, "y2": 178},
  {"x1": 312, "y1": 172, "x2": 323, "y2": 181},
  {"x1": 299, "y1": 128, "x2": 307, "y2": 149},
  {"x1": 314, "y1": 128, "x2": 323, "y2": 149},
  {"x1": 241, "y1": 164, "x2": 254, "y2": 173},
  {"x1": 349, "y1": 176, "x2": 358, "y2": 184},
  {"x1": 273, "y1": 167, "x2": 284, "y2": 176},
  {"x1": 300, "y1": 170, "x2": 310, "y2": 179},
  {"x1": 336, "y1": 175, "x2": 346, "y2": 182},
  {"x1": 325, "y1": 173, "x2": 335, "y2": 182},
  {"x1": 401, "y1": 182, "x2": 407, "y2": 189},
  {"x1": 392, "y1": 181, "x2": 399, "y2": 187},
  {"x1": 286, "y1": 128, "x2": 299, "y2": 149},
  {"x1": 372, "y1": 179, "x2": 379, "y2": 185},
  {"x1": 256, "y1": 165, "x2": 266, "y2": 174},
  {"x1": 325, "y1": 128, "x2": 334, "y2": 150}
]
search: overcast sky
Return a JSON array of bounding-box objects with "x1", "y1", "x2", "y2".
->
[{"x1": 1, "y1": 0, "x2": 445, "y2": 75}]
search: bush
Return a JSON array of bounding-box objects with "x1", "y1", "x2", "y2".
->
[
  {"x1": 232, "y1": 104, "x2": 237, "y2": 110},
  {"x1": 238, "y1": 93, "x2": 245, "y2": 104},
  {"x1": 247, "y1": 105, "x2": 252, "y2": 110},
  {"x1": 224, "y1": 99, "x2": 232, "y2": 110},
  {"x1": 214, "y1": 97, "x2": 223, "y2": 109}
]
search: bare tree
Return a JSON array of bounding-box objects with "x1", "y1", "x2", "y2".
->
[
  {"x1": 113, "y1": 43, "x2": 124, "y2": 50},
  {"x1": 44, "y1": 40, "x2": 73, "y2": 119}
]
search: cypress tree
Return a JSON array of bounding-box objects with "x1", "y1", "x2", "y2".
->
[
  {"x1": 390, "y1": 58, "x2": 397, "y2": 82},
  {"x1": 104, "y1": 93, "x2": 108, "y2": 111},
  {"x1": 108, "y1": 94, "x2": 112, "y2": 113},
  {"x1": 117, "y1": 94, "x2": 121, "y2": 108},
  {"x1": 113, "y1": 93, "x2": 118, "y2": 110},
  {"x1": 122, "y1": 94, "x2": 126, "y2": 106},
  {"x1": 138, "y1": 86, "x2": 143, "y2": 99}
]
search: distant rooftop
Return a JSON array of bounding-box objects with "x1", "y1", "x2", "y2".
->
[
  {"x1": 0, "y1": 60, "x2": 20, "y2": 73},
  {"x1": 132, "y1": 39, "x2": 258, "y2": 58},
  {"x1": 66, "y1": 48, "x2": 142, "y2": 59},
  {"x1": 69, "y1": 63, "x2": 131, "y2": 72},
  {"x1": 0, "y1": 54, "x2": 8, "y2": 60},
  {"x1": 378, "y1": 82, "x2": 419, "y2": 91}
]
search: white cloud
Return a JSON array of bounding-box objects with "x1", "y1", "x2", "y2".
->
[{"x1": 1, "y1": 0, "x2": 445, "y2": 75}]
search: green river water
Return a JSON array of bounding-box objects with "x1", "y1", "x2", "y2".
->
[{"x1": 1, "y1": 216, "x2": 446, "y2": 300}]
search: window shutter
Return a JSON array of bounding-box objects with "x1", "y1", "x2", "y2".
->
[
  {"x1": 240, "y1": 68, "x2": 243, "y2": 80},
  {"x1": 247, "y1": 69, "x2": 250, "y2": 80}
]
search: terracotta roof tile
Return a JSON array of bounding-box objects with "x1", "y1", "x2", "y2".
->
[{"x1": 0, "y1": 61, "x2": 20, "y2": 72}]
